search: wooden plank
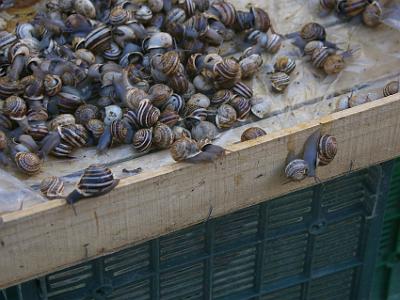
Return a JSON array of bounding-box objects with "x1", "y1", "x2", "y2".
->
[{"x1": 0, "y1": 93, "x2": 399, "y2": 288}]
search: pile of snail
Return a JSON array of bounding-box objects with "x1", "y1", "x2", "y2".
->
[
  {"x1": 319, "y1": 0, "x2": 384, "y2": 28},
  {"x1": 0, "y1": 0, "x2": 285, "y2": 177},
  {"x1": 295, "y1": 22, "x2": 354, "y2": 75}
]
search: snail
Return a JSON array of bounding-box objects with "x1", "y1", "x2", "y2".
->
[
  {"x1": 336, "y1": 0, "x2": 368, "y2": 17},
  {"x1": 362, "y1": 1, "x2": 382, "y2": 27},
  {"x1": 250, "y1": 97, "x2": 272, "y2": 119},
  {"x1": 300, "y1": 23, "x2": 326, "y2": 42},
  {"x1": 3, "y1": 96, "x2": 30, "y2": 131},
  {"x1": 285, "y1": 159, "x2": 310, "y2": 181},
  {"x1": 323, "y1": 54, "x2": 345, "y2": 75},
  {"x1": 383, "y1": 81, "x2": 399, "y2": 97},
  {"x1": 229, "y1": 95, "x2": 251, "y2": 121},
  {"x1": 14, "y1": 152, "x2": 42, "y2": 175},
  {"x1": 66, "y1": 164, "x2": 119, "y2": 213},
  {"x1": 240, "y1": 127, "x2": 266, "y2": 142},
  {"x1": 152, "y1": 122, "x2": 174, "y2": 149},
  {"x1": 232, "y1": 81, "x2": 253, "y2": 99},
  {"x1": 214, "y1": 104, "x2": 237, "y2": 129},
  {"x1": 133, "y1": 128, "x2": 153, "y2": 152},
  {"x1": 75, "y1": 104, "x2": 99, "y2": 125},
  {"x1": 270, "y1": 72, "x2": 290, "y2": 93},
  {"x1": 191, "y1": 120, "x2": 219, "y2": 141},
  {"x1": 317, "y1": 134, "x2": 338, "y2": 166},
  {"x1": 274, "y1": 56, "x2": 296, "y2": 75},
  {"x1": 40, "y1": 176, "x2": 65, "y2": 200},
  {"x1": 170, "y1": 137, "x2": 225, "y2": 163},
  {"x1": 211, "y1": 89, "x2": 233, "y2": 106},
  {"x1": 187, "y1": 93, "x2": 210, "y2": 108},
  {"x1": 239, "y1": 54, "x2": 263, "y2": 79}
]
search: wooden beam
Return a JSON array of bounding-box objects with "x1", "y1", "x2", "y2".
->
[{"x1": 0, "y1": 94, "x2": 400, "y2": 288}]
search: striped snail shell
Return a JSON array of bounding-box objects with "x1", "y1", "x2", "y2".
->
[
  {"x1": 51, "y1": 142, "x2": 75, "y2": 158},
  {"x1": 300, "y1": 23, "x2": 326, "y2": 42},
  {"x1": 179, "y1": 0, "x2": 196, "y2": 16},
  {"x1": 159, "y1": 51, "x2": 181, "y2": 76},
  {"x1": 55, "y1": 88, "x2": 85, "y2": 113},
  {"x1": 133, "y1": 128, "x2": 153, "y2": 152},
  {"x1": 58, "y1": 124, "x2": 89, "y2": 148},
  {"x1": 86, "y1": 119, "x2": 105, "y2": 140},
  {"x1": 0, "y1": 77, "x2": 24, "y2": 99},
  {"x1": 362, "y1": 1, "x2": 382, "y2": 27},
  {"x1": 270, "y1": 72, "x2": 290, "y2": 93},
  {"x1": 67, "y1": 164, "x2": 119, "y2": 205},
  {"x1": 26, "y1": 121, "x2": 49, "y2": 141},
  {"x1": 285, "y1": 159, "x2": 309, "y2": 181},
  {"x1": 152, "y1": 122, "x2": 174, "y2": 149},
  {"x1": 323, "y1": 54, "x2": 345, "y2": 75},
  {"x1": 191, "y1": 121, "x2": 219, "y2": 141},
  {"x1": 348, "y1": 94, "x2": 370, "y2": 107},
  {"x1": 240, "y1": 54, "x2": 263, "y2": 79},
  {"x1": 40, "y1": 176, "x2": 65, "y2": 199},
  {"x1": 187, "y1": 53, "x2": 203, "y2": 76},
  {"x1": 49, "y1": 114, "x2": 76, "y2": 131},
  {"x1": 135, "y1": 5, "x2": 153, "y2": 23},
  {"x1": 311, "y1": 46, "x2": 330, "y2": 68},
  {"x1": 304, "y1": 40, "x2": 324, "y2": 57},
  {"x1": 336, "y1": 0, "x2": 368, "y2": 17},
  {"x1": 75, "y1": 104, "x2": 99, "y2": 125},
  {"x1": 148, "y1": 0, "x2": 164, "y2": 13},
  {"x1": 170, "y1": 137, "x2": 200, "y2": 161},
  {"x1": 265, "y1": 33, "x2": 283, "y2": 54},
  {"x1": 125, "y1": 87, "x2": 149, "y2": 110},
  {"x1": 165, "y1": 7, "x2": 186, "y2": 24},
  {"x1": 109, "y1": 6, "x2": 132, "y2": 25},
  {"x1": 137, "y1": 99, "x2": 161, "y2": 128},
  {"x1": 44, "y1": 74, "x2": 62, "y2": 96},
  {"x1": 15, "y1": 152, "x2": 42, "y2": 175},
  {"x1": 0, "y1": 130, "x2": 7, "y2": 150},
  {"x1": 213, "y1": 58, "x2": 242, "y2": 88},
  {"x1": 240, "y1": 127, "x2": 267, "y2": 142},
  {"x1": 0, "y1": 31, "x2": 17, "y2": 53},
  {"x1": 103, "y1": 42, "x2": 122, "y2": 61},
  {"x1": 211, "y1": 89, "x2": 233, "y2": 106},
  {"x1": 209, "y1": 1, "x2": 236, "y2": 27},
  {"x1": 0, "y1": 113, "x2": 13, "y2": 130},
  {"x1": 159, "y1": 110, "x2": 181, "y2": 127},
  {"x1": 383, "y1": 81, "x2": 399, "y2": 97},
  {"x1": 110, "y1": 119, "x2": 133, "y2": 144},
  {"x1": 74, "y1": 0, "x2": 96, "y2": 18},
  {"x1": 149, "y1": 84, "x2": 173, "y2": 108},
  {"x1": 320, "y1": 0, "x2": 336, "y2": 10},
  {"x1": 317, "y1": 134, "x2": 337, "y2": 166},
  {"x1": 229, "y1": 95, "x2": 251, "y2": 121},
  {"x1": 232, "y1": 81, "x2": 253, "y2": 99},
  {"x1": 161, "y1": 93, "x2": 185, "y2": 113},
  {"x1": 251, "y1": 7, "x2": 271, "y2": 32},
  {"x1": 168, "y1": 72, "x2": 190, "y2": 94},
  {"x1": 215, "y1": 104, "x2": 237, "y2": 129},
  {"x1": 235, "y1": 10, "x2": 254, "y2": 31},
  {"x1": 173, "y1": 126, "x2": 192, "y2": 140},
  {"x1": 274, "y1": 56, "x2": 296, "y2": 75},
  {"x1": 184, "y1": 104, "x2": 208, "y2": 121},
  {"x1": 3, "y1": 96, "x2": 27, "y2": 120},
  {"x1": 85, "y1": 25, "x2": 112, "y2": 53},
  {"x1": 187, "y1": 93, "x2": 210, "y2": 108}
]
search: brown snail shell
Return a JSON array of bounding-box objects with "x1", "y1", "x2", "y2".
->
[
  {"x1": 159, "y1": 51, "x2": 181, "y2": 76},
  {"x1": 209, "y1": 1, "x2": 236, "y2": 27},
  {"x1": 168, "y1": 72, "x2": 190, "y2": 94},
  {"x1": 49, "y1": 114, "x2": 76, "y2": 131},
  {"x1": 0, "y1": 113, "x2": 14, "y2": 130},
  {"x1": 110, "y1": 119, "x2": 132, "y2": 144},
  {"x1": 58, "y1": 124, "x2": 89, "y2": 148},
  {"x1": 15, "y1": 152, "x2": 42, "y2": 175},
  {"x1": 137, "y1": 99, "x2": 160, "y2": 128},
  {"x1": 187, "y1": 93, "x2": 210, "y2": 108},
  {"x1": 362, "y1": 1, "x2": 382, "y2": 27},
  {"x1": 320, "y1": 0, "x2": 336, "y2": 10},
  {"x1": 86, "y1": 119, "x2": 105, "y2": 140},
  {"x1": 148, "y1": 84, "x2": 173, "y2": 108},
  {"x1": 40, "y1": 176, "x2": 65, "y2": 199},
  {"x1": 265, "y1": 33, "x2": 282, "y2": 54},
  {"x1": 161, "y1": 93, "x2": 185, "y2": 113},
  {"x1": 348, "y1": 94, "x2": 371, "y2": 107},
  {"x1": 336, "y1": 0, "x2": 368, "y2": 17},
  {"x1": 3, "y1": 96, "x2": 27, "y2": 120},
  {"x1": 26, "y1": 122, "x2": 49, "y2": 141},
  {"x1": 323, "y1": 54, "x2": 345, "y2": 75},
  {"x1": 213, "y1": 58, "x2": 241, "y2": 88},
  {"x1": 304, "y1": 41, "x2": 324, "y2": 57},
  {"x1": 74, "y1": 0, "x2": 96, "y2": 18},
  {"x1": 170, "y1": 137, "x2": 200, "y2": 161},
  {"x1": 229, "y1": 95, "x2": 251, "y2": 121},
  {"x1": 173, "y1": 126, "x2": 191, "y2": 140},
  {"x1": 75, "y1": 104, "x2": 99, "y2": 125},
  {"x1": 274, "y1": 56, "x2": 296, "y2": 75},
  {"x1": 215, "y1": 104, "x2": 237, "y2": 129},
  {"x1": 126, "y1": 87, "x2": 149, "y2": 110},
  {"x1": 184, "y1": 104, "x2": 208, "y2": 121},
  {"x1": 232, "y1": 81, "x2": 253, "y2": 99},
  {"x1": 191, "y1": 121, "x2": 219, "y2": 141},
  {"x1": 133, "y1": 128, "x2": 153, "y2": 152},
  {"x1": 383, "y1": 81, "x2": 399, "y2": 97},
  {"x1": 240, "y1": 54, "x2": 263, "y2": 79},
  {"x1": 285, "y1": 159, "x2": 309, "y2": 181},
  {"x1": 159, "y1": 110, "x2": 181, "y2": 127},
  {"x1": 27, "y1": 107, "x2": 48, "y2": 122},
  {"x1": 55, "y1": 89, "x2": 85, "y2": 113},
  {"x1": 109, "y1": 6, "x2": 132, "y2": 26},
  {"x1": 135, "y1": 5, "x2": 153, "y2": 23},
  {"x1": 311, "y1": 46, "x2": 330, "y2": 68},
  {"x1": 317, "y1": 134, "x2": 337, "y2": 166},
  {"x1": 270, "y1": 72, "x2": 290, "y2": 93},
  {"x1": 211, "y1": 89, "x2": 233, "y2": 106},
  {"x1": 85, "y1": 25, "x2": 112, "y2": 53},
  {"x1": 240, "y1": 127, "x2": 267, "y2": 142},
  {"x1": 251, "y1": 7, "x2": 271, "y2": 32},
  {"x1": 152, "y1": 122, "x2": 174, "y2": 149},
  {"x1": 300, "y1": 23, "x2": 326, "y2": 42},
  {"x1": 51, "y1": 142, "x2": 75, "y2": 158}
]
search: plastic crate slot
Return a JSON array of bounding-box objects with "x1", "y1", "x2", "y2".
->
[
  {"x1": 259, "y1": 284, "x2": 302, "y2": 300},
  {"x1": 104, "y1": 246, "x2": 150, "y2": 278},
  {"x1": 47, "y1": 265, "x2": 92, "y2": 281},
  {"x1": 107, "y1": 279, "x2": 150, "y2": 300}
]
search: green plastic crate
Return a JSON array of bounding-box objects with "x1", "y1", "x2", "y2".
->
[
  {"x1": 1, "y1": 162, "x2": 393, "y2": 300},
  {"x1": 371, "y1": 160, "x2": 400, "y2": 300}
]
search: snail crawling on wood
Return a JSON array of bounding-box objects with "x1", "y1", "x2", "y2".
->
[{"x1": 285, "y1": 130, "x2": 338, "y2": 182}]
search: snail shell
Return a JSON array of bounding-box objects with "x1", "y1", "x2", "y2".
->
[
  {"x1": 159, "y1": 110, "x2": 181, "y2": 127},
  {"x1": 0, "y1": 130, "x2": 7, "y2": 150},
  {"x1": 159, "y1": 51, "x2": 181, "y2": 76},
  {"x1": 133, "y1": 128, "x2": 153, "y2": 152},
  {"x1": 320, "y1": 0, "x2": 336, "y2": 10},
  {"x1": 265, "y1": 33, "x2": 282, "y2": 54},
  {"x1": 73, "y1": 164, "x2": 119, "y2": 198},
  {"x1": 211, "y1": 89, "x2": 233, "y2": 106},
  {"x1": 148, "y1": 0, "x2": 164, "y2": 13},
  {"x1": 179, "y1": 0, "x2": 196, "y2": 16},
  {"x1": 240, "y1": 54, "x2": 263, "y2": 79},
  {"x1": 383, "y1": 81, "x2": 399, "y2": 97},
  {"x1": 173, "y1": 126, "x2": 191, "y2": 140},
  {"x1": 85, "y1": 119, "x2": 105, "y2": 140},
  {"x1": 152, "y1": 122, "x2": 174, "y2": 149},
  {"x1": 85, "y1": 25, "x2": 112, "y2": 53},
  {"x1": 44, "y1": 74, "x2": 63, "y2": 97},
  {"x1": 148, "y1": 84, "x2": 173, "y2": 108},
  {"x1": 170, "y1": 137, "x2": 200, "y2": 161},
  {"x1": 51, "y1": 142, "x2": 75, "y2": 158},
  {"x1": 126, "y1": 87, "x2": 149, "y2": 110},
  {"x1": 3, "y1": 96, "x2": 27, "y2": 120},
  {"x1": 135, "y1": 5, "x2": 153, "y2": 23},
  {"x1": 103, "y1": 42, "x2": 122, "y2": 61},
  {"x1": 317, "y1": 134, "x2": 337, "y2": 166},
  {"x1": 137, "y1": 99, "x2": 160, "y2": 128},
  {"x1": 26, "y1": 122, "x2": 49, "y2": 141},
  {"x1": 55, "y1": 88, "x2": 84, "y2": 113},
  {"x1": 49, "y1": 114, "x2": 76, "y2": 131},
  {"x1": 187, "y1": 93, "x2": 210, "y2": 108},
  {"x1": 74, "y1": 0, "x2": 96, "y2": 18},
  {"x1": 27, "y1": 107, "x2": 48, "y2": 122},
  {"x1": 191, "y1": 121, "x2": 219, "y2": 141},
  {"x1": 0, "y1": 31, "x2": 17, "y2": 53},
  {"x1": 274, "y1": 56, "x2": 296, "y2": 75},
  {"x1": 241, "y1": 127, "x2": 267, "y2": 142},
  {"x1": 304, "y1": 40, "x2": 324, "y2": 57},
  {"x1": 209, "y1": 1, "x2": 236, "y2": 27},
  {"x1": 323, "y1": 54, "x2": 345, "y2": 75},
  {"x1": 184, "y1": 104, "x2": 208, "y2": 121},
  {"x1": 215, "y1": 103, "x2": 237, "y2": 129},
  {"x1": 348, "y1": 94, "x2": 370, "y2": 107},
  {"x1": 213, "y1": 58, "x2": 242, "y2": 88},
  {"x1": 40, "y1": 176, "x2": 64, "y2": 199},
  {"x1": 110, "y1": 6, "x2": 132, "y2": 26},
  {"x1": 0, "y1": 113, "x2": 13, "y2": 130},
  {"x1": 0, "y1": 77, "x2": 24, "y2": 99},
  {"x1": 110, "y1": 119, "x2": 132, "y2": 144},
  {"x1": 232, "y1": 81, "x2": 253, "y2": 99},
  {"x1": 336, "y1": 0, "x2": 368, "y2": 17},
  {"x1": 144, "y1": 32, "x2": 173, "y2": 51},
  {"x1": 270, "y1": 72, "x2": 290, "y2": 93},
  {"x1": 300, "y1": 23, "x2": 326, "y2": 42},
  {"x1": 58, "y1": 124, "x2": 89, "y2": 148},
  {"x1": 251, "y1": 97, "x2": 271, "y2": 118},
  {"x1": 165, "y1": 7, "x2": 186, "y2": 24},
  {"x1": 15, "y1": 152, "x2": 42, "y2": 175},
  {"x1": 285, "y1": 159, "x2": 309, "y2": 181},
  {"x1": 229, "y1": 95, "x2": 251, "y2": 121},
  {"x1": 161, "y1": 93, "x2": 185, "y2": 113},
  {"x1": 362, "y1": 1, "x2": 382, "y2": 27},
  {"x1": 168, "y1": 72, "x2": 190, "y2": 94},
  {"x1": 104, "y1": 105, "x2": 123, "y2": 125},
  {"x1": 75, "y1": 104, "x2": 99, "y2": 124},
  {"x1": 251, "y1": 7, "x2": 271, "y2": 32},
  {"x1": 311, "y1": 46, "x2": 330, "y2": 68}
]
